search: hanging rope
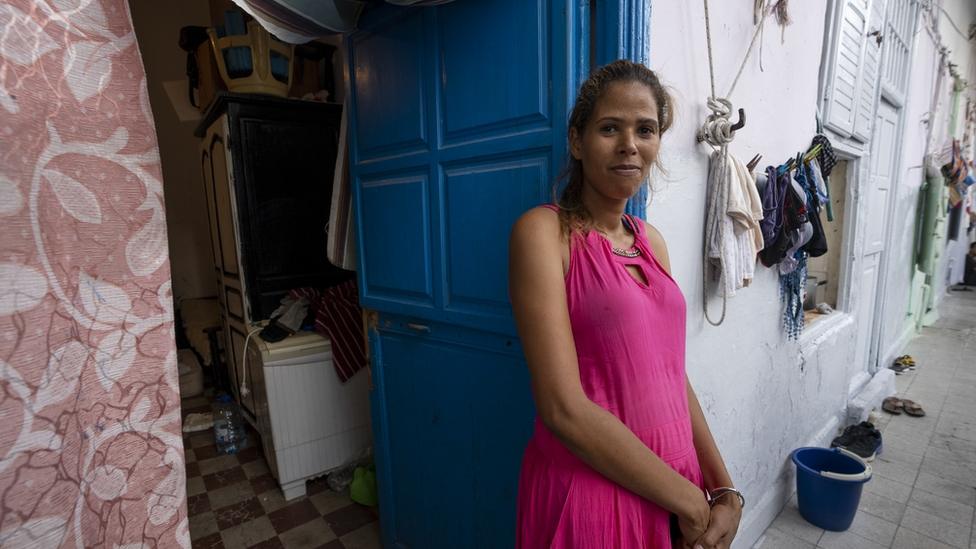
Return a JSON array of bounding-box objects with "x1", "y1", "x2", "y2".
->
[{"x1": 699, "y1": 0, "x2": 768, "y2": 327}]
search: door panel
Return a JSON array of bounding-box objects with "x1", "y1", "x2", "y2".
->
[
  {"x1": 439, "y1": 1, "x2": 550, "y2": 141},
  {"x1": 352, "y1": 10, "x2": 429, "y2": 161},
  {"x1": 443, "y1": 155, "x2": 549, "y2": 318},
  {"x1": 359, "y1": 172, "x2": 434, "y2": 305},
  {"x1": 201, "y1": 149, "x2": 223, "y2": 271},
  {"x1": 349, "y1": 0, "x2": 572, "y2": 335},
  {"x1": 856, "y1": 99, "x2": 900, "y2": 372},
  {"x1": 865, "y1": 101, "x2": 897, "y2": 255},
  {"x1": 211, "y1": 134, "x2": 240, "y2": 279},
  {"x1": 374, "y1": 325, "x2": 534, "y2": 549},
  {"x1": 853, "y1": 253, "x2": 880, "y2": 374}
]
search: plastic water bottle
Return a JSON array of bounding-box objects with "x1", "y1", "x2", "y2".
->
[{"x1": 213, "y1": 394, "x2": 246, "y2": 455}]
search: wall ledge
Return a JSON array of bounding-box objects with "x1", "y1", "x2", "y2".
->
[{"x1": 799, "y1": 312, "x2": 854, "y2": 354}]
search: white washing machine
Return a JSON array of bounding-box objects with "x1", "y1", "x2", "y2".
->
[{"x1": 246, "y1": 330, "x2": 371, "y2": 500}]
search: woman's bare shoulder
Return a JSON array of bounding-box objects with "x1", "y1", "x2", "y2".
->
[
  {"x1": 511, "y1": 206, "x2": 562, "y2": 245},
  {"x1": 643, "y1": 221, "x2": 672, "y2": 274}
]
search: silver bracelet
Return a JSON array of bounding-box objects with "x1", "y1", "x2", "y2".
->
[{"x1": 706, "y1": 487, "x2": 745, "y2": 508}]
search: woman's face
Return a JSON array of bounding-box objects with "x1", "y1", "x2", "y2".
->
[{"x1": 570, "y1": 81, "x2": 660, "y2": 202}]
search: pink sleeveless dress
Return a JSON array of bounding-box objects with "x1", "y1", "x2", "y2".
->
[{"x1": 516, "y1": 206, "x2": 703, "y2": 548}]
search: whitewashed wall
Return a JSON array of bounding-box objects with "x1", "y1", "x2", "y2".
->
[
  {"x1": 934, "y1": 0, "x2": 976, "y2": 295},
  {"x1": 648, "y1": 3, "x2": 855, "y2": 547},
  {"x1": 646, "y1": 2, "x2": 974, "y2": 546}
]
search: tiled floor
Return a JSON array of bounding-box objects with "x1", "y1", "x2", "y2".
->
[
  {"x1": 181, "y1": 394, "x2": 382, "y2": 548},
  {"x1": 755, "y1": 288, "x2": 976, "y2": 548}
]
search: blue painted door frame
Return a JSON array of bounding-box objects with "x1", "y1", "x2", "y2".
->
[
  {"x1": 346, "y1": 2, "x2": 651, "y2": 547},
  {"x1": 594, "y1": 0, "x2": 653, "y2": 219}
]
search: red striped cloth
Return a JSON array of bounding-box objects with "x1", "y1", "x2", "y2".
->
[{"x1": 289, "y1": 280, "x2": 366, "y2": 382}]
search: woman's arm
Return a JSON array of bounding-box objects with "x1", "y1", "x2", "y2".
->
[
  {"x1": 510, "y1": 208, "x2": 709, "y2": 536},
  {"x1": 645, "y1": 221, "x2": 741, "y2": 548},
  {"x1": 686, "y1": 381, "x2": 742, "y2": 548}
]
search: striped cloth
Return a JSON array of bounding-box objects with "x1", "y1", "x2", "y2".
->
[{"x1": 289, "y1": 280, "x2": 366, "y2": 382}]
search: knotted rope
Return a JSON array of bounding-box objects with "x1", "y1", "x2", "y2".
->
[{"x1": 699, "y1": 0, "x2": 767, "y2": 326}]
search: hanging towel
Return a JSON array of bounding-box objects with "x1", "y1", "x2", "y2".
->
[
  {"x1": 705, "y1": 152, "x2": 764, "y2": 296},
  {"x1": 728, "y1": 156, "x2": 764, "y2": 287},
  {"x1": 290, "y1": 280, "x2": 367, "y2": 382},
  {"x1": 704, "y1": 150, "x2": 737, "y2": 297}
]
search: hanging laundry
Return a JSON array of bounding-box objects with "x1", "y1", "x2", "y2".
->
[
  {"x1": 759, "y1": 164, "x2": 805, "y2": 268},
  {"x1": 799, "y1": 162, "x2": 829, "y2": 258},
  {"x1": 777, "y1": 170, "x2": 813, "y2": 275},
  {"x1": 780, "y1": 252, "x2": 807, "y2": 340},
  {"x1": 290, "y1": 279, "x2": 367, "y2": 382},
  {"x1": 705, "y1": 151, "x2": 765, "y2": 298},
  {"x1": 729, "y1": 156, "x2": 765, "y2": 287},
  {"x1": 811, "y1": 134, "x2": 837, "y2": 220}
]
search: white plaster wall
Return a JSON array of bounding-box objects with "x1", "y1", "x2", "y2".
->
[
  {"x1": 647, "y1": 2, "x2": 974, "y2": 546},
  {"x1": 647, "y1": 3, "x2": 862, "y2": 547},
  {"x1": 933, "y1": 0, "x2": 976, "y2": 302}
]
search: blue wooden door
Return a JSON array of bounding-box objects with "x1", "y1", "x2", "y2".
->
[{"x1": 346, "y1": 1, "x2": 583, "y2": 546}]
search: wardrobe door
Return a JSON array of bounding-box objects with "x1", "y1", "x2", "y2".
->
[{"x1": 227, "y1": 100, "x2": 347, "y2": 321}]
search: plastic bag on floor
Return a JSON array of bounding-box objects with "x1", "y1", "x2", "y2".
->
[{"x1": 326, "y1": 446, "x2": 373, "y2": 492}]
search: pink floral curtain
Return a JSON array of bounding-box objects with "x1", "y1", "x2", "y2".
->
[{"x1": 0, "y1": 1, "x2": 188, "y2": 547}]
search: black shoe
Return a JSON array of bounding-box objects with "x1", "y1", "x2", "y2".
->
[{"x1": 830, "y1": 422, "x2": 882, "y2": 461}]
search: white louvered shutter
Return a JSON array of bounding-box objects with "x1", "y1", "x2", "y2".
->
[
  {"x1": 823, "y1": 0, "x2": 870, "y2": 137},
  {"x1": 880, "y1": 0, "x2": 920, "y2": 104},
  {"x1": 852, "y1": 0, "x2": 887, "y2": 141}
]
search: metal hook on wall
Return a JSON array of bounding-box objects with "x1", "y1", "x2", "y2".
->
[{"x1": 730, "y1": 108, "x2": 746, "y2": 133}]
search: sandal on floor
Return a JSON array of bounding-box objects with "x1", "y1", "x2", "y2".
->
[
  {"x1": 889, "y1": 363, "x2": 909, "y2": 375},
  {"x1": 882, "y1": 397, "x2": 904, "y2": 415},
  {"x1": 901, "y1": 399, "x2": 925, "y2": 417},
  {"x1": 895, "y1": 355, "x2": 917, "y2": 369}
]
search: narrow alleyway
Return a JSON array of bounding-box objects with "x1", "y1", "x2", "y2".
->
[{"x1": 756, "y1": 289, "x2": 976, "y2": 549}]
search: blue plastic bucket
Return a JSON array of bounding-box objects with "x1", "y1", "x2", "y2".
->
[{"x1": 791, "y1": 447, "x2": 872, "y2": 531}]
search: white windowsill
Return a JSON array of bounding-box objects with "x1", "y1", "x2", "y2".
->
[{"x1": 799, "y1": 311, "x2": 855, "y2": 353}]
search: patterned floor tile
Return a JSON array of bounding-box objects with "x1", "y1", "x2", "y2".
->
[
  {"x1": 257, "y1": 485, "x2": 291, "y2": 515},
  {"x1": 324, "y1": 504, "x2": 377, "y2": 538},
  {"x1": 187, "y1": 475, "x2": 207, "y2": 497},
  {"x1": 214, "y1": 497, "x2": 266, "y2": 530},
  {"x1": 204, "y1": 466, "x2": 248, "y2": 491},
  {"x1": 250, "y1": 473, "x2": 280, "y2": 496},
  {"x1": 189, "y1": 510, "x2": 219, "y2": 541},
  {"x1": 193, "y1": 531, "x2": 225, "y2": 549},
  {"x1": 238, "y1": 445, "x2": 263, "y2": 464},
  {"x1": 268, "y1": 499, "x2": 320, "y2": 534},
  {"x1": 198, "y1": 454, "x2": 238, "y2": 476},
  {"x1": 277, "y1": 517, "x2": 337, "y2": 548},
  {"x1": 338, "y1": 522, "x2": 382, "y2": 549},
  {"x1": 186, "y1": 461, "x2": 201, "y2": 478},
  {"x1": 182, "y1": 394, "x2": 380, "y2": 549},
  {"x1": 310, "y1": 490, "x2": 351, "y2": 516},
  {"x1": 195, "y1": 444, "x2": 219, "y2": 461},
  {"x1": 208, "y1": 479, "x2": 257, "y2": 509},
  {"x1": 188, "y1": 493, "x2": 211, "y2": 515},
  {"x1": 243, "y1": 458, "x2": 270, "y2": 479},
  {"x1": 189, "y1": 432, "x2": 216, "y2": 448},
  {"x1": 250, "y1": 537, "x2": 287, "y2": 549},
  {"x1": 220, "y1": 515, "x2": 277, "y2": 548}
]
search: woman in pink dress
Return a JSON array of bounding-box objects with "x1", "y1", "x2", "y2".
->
[{"x1": 509, "y1": 60, "x2": 743, "y2": 548}]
